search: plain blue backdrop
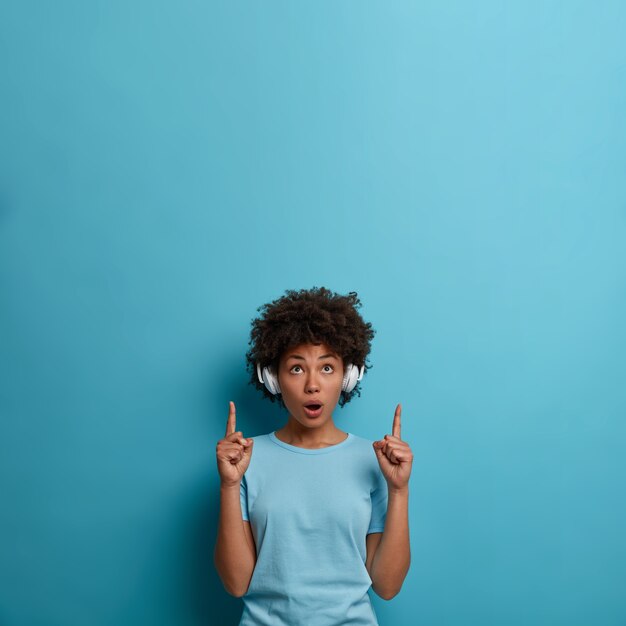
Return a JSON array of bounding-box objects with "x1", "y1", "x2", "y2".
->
[{"x1": 1, "y1": 1, "x2": 625, "y2": 625}]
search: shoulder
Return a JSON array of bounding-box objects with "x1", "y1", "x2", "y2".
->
[
  {"x1": 240, "y1": 432, "x2": 274, "y2": 480},
  {"x1": 243, "y1": 432, "x2": 274, "y2": 458},
  {"x1": 347, "y1": 432, "x2": 378, "y2": 455},
  {"x1": 347, "y1": 433, "x2": 387, "y2": 484},
  {"x1": 345, "y1": 433, "x2": 383, "y2": 469},
  {"x1": 246, "y1": 431, "x2": 273, "y2": 444}
]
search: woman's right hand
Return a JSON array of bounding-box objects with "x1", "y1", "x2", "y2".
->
[{"x1": 216, "y1": 401, "x2": 254, "y2": 487}]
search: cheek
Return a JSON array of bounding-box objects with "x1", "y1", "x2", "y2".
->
[{"x1": 328, "y1": 381, "x2": 343, "y2": 401}]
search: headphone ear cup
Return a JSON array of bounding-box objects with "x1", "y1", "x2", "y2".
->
[
  {"x1": 342, "y1": 363, "x2": 364, "y2": 393},
  {"x1": 265, "y1": 366, "x2": 281, "y2": 395},
  {"x1": 257, "y1": 362, "x2": 281, "y2": 395}
]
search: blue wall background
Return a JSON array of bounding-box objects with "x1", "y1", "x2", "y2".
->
[{"x1": 1, "y1": 2, "x2": 625, "y2": 625}]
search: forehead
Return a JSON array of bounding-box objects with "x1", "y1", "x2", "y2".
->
[{"x1": 281, "y1": 342, "x2": 340, "y2": 360}]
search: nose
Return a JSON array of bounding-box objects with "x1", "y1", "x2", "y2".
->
[{"x1": 305, "y1": 371, "x2": 320, "y2": 393}]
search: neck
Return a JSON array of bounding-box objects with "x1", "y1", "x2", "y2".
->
[{"x1": 277, "y1": 416, "x2": 346, "y2": 448}]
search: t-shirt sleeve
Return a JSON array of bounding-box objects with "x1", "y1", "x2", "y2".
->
[
  {"x1": 367, "y1": 466, "x2": 388, "y2": 534},
  {"x1": 240, "y1": 475, "x2": 249, "y2": 522}
]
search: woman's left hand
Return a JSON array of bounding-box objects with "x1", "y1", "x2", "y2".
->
[{"x1": 373, "y1": 403, "x2": 413, "y2": 491}]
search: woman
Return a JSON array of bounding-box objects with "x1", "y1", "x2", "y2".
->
[{"x1": 215, "y1": 287, "x2": 413, "y2": 625}]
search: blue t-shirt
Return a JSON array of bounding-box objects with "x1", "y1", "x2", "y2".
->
[{"x1": 239, "y1": 430, "x2": 388, "y2": 626}]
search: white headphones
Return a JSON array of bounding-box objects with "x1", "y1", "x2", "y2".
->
[{"x1": 256, "y1": 362, "x2": 364, "y2": 395}]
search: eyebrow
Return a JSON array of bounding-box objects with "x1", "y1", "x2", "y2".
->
[{"x1": 286, "y1": 353, "x2": 339, "y2": 361}]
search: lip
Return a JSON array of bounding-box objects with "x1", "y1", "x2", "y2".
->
[{"x1": 303, "y1": 402, "x2": 324, "y2": 418}]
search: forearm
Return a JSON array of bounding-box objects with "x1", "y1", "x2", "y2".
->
[
  {"x1": 214, "y1": 483, "x2": 256, "y2": 597},
  {"x1": 370, "y1": 486, "x2": 410, "y2": 600}
]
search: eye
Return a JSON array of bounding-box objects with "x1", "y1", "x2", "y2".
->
[
  {"x1": 322, "y1": 364, "x2": 334, "y2": 373},
  {"x1": 290, "y1": 365, "x2": 303, "y2": 374}
]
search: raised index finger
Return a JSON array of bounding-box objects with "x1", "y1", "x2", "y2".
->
[
  {"x1": 226, "y1": 400, "x2": 236, "y2": 437},
  {"x1": 392, "y1": 403, "x2": 402, "y2": 439}
]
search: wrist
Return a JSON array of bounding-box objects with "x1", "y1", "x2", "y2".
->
[
  {"x1": 220, "y1": 481, "x2": 241, "y2": 491},
  {"x1": 388, "y1": 484, "x2": 409, "y2": 496}
]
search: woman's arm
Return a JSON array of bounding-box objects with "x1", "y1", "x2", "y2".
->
[
  {"x1": 214, "y1": 483, "x2": 257, "y2": 597},
  {"x1": 214, "y1": 403, "x2": 257, "y2": 597},
  {"x1": 370, "y1": 404, "x2": 413, "y2": 600},
  {"x1": 369, "y1": 485, "x2": 410, "y2": 600}
]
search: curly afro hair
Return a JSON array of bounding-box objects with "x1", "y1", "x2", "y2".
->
[{"x1": 245, "y1": 286, "x2": 376, "y2": 408}]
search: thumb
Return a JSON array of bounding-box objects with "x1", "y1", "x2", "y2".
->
[{"x1": 372, "y1": 441, "x2": 384, "y2": 458}]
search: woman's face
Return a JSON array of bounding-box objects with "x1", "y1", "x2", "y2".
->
[{"x1": 277, "y1": 342, "x2": 344, "y2": 427}]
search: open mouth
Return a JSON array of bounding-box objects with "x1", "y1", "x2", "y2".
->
[{"x1": 303, "y1": 403, "x2": 323, "y2": 418}]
